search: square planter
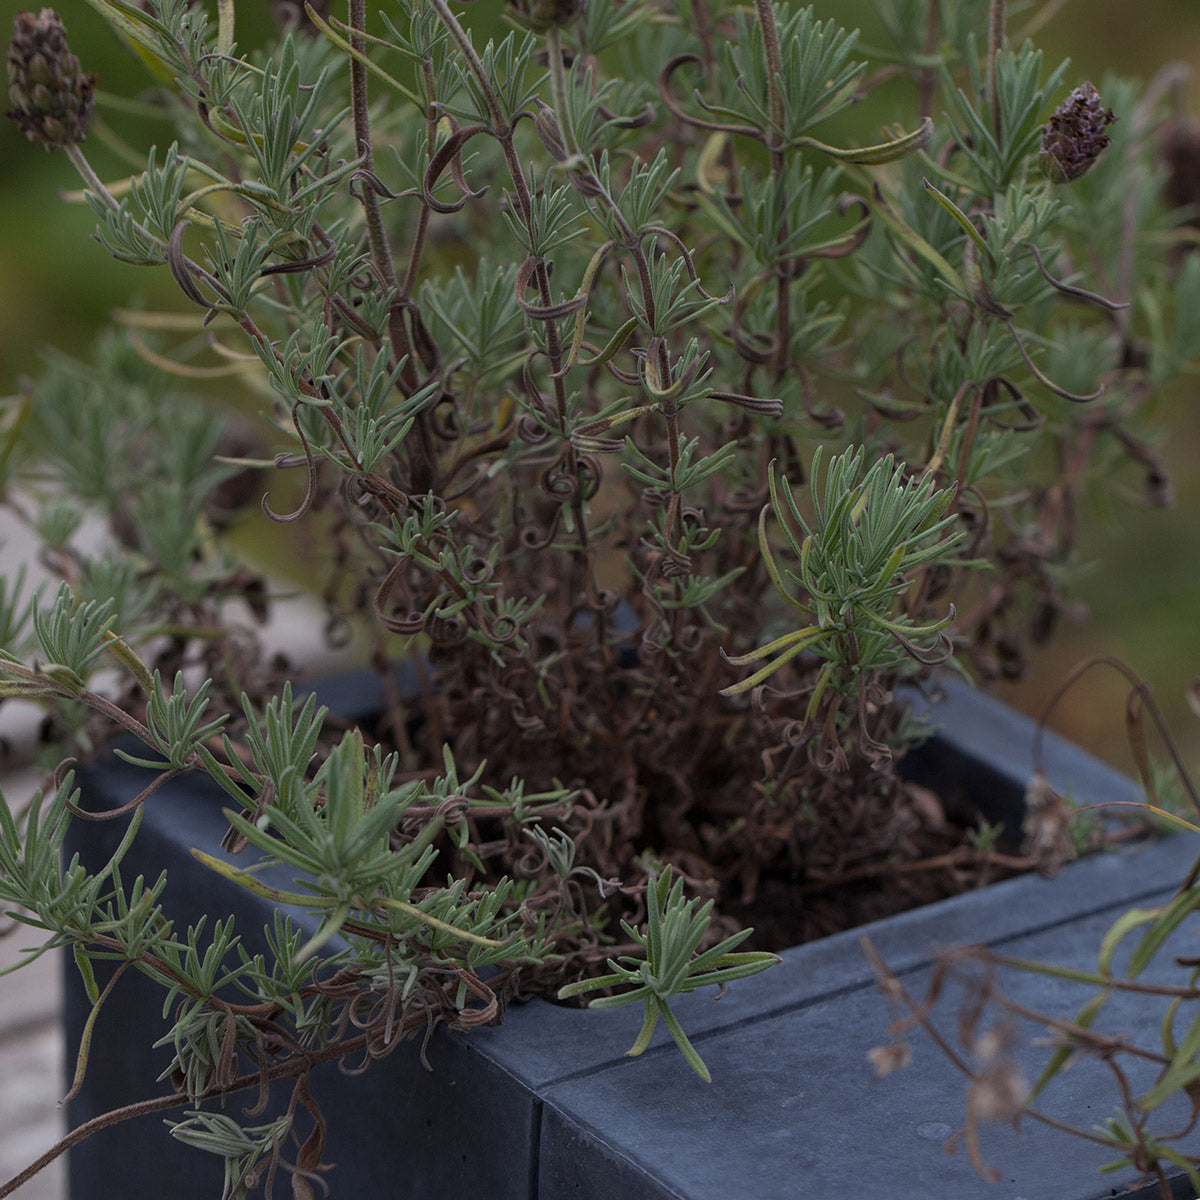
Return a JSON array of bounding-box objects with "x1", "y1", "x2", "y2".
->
[{"x1": 62, "y1": 675, "x2": 1194, "y2": 1200}]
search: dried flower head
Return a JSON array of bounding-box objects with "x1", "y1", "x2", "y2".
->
[
  {"x1": 6, "y1": 8, "x2": 95, "y2": 149},
  {"x1": 505, "y1": 0, "x2": 585, "y2": 31},
  {"x1": 967, "y1": 1027, "x2": 1027, "y2": 1123},
  {"x1": 1020, "y1": 767, "x2": 1076, "y2": 876},
  {"x1": 867, "y1": 1041, "x2": 912, "y2": 1079},
  {"x1": 1038, "y1": 82, "x2": 1116, "y2": 184}
]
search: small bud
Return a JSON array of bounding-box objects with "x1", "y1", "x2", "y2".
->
[
  {"x1": 1038, "y1": 82, "x2": 1116, "y2": 184},
  {"x1": 505, "y1": 0, "x2": 586, "y2": 32},
  {"x1": 533, "y1": 100, "x2": 568, "y2": 163},
  {"x1": 6, "y1": 8, "x2": 95, "y2": 149}
]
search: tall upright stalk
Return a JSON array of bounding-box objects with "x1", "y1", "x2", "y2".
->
[
  {"x1": 986, "y1": 0, "x2": 1007, "y2": 143},
  {"x1": 348, "y1": 0, "x2": 437, "y2": 493},
  {"x1": 753, "y1": 0, "x2": 793, "y2": 391}
]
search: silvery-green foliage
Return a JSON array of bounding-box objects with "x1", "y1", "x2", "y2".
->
[{"x1": 0, "y1": 0, "x2": 1190, "y2": 1190}]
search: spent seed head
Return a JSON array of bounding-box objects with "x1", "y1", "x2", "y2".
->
[
  {"x1": 5, "y1": 7, "x2": 95, "y2": 149},
  {"x1": 1039, "y1": 81, "x2": 1117, "y2": 183}
]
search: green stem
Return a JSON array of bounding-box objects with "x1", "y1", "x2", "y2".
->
[
  {"x1": 751, "y1": 1, "x2": 793, "y2": 390},
  {"x1": 753, "y1": 0, "x2": 786, "y2": 158},
  {"x1": 399, "y1": 54, "x2": 439, "y2": 300},
  {"x1": 63, "y1": 143, "x2": 233, "y2": 316},
  {"x1": 64, "y1": 142, "x2": 163, "y2": 253},
  {"x1": 424, "y1": 0, "x2": 507, "y2": 131},
  {"x1": 348, "y1": 0, "x2": 398, "y2": 298},
  {"x1": 347, "y1": 0, "x2": 437, "y2": 493},
  {"x1": 986, "y1": 0, "x2": 1006, "y2": 144}
]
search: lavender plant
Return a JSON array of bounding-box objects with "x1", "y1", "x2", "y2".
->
[{"x1": 0, "y1": 0, "x2": 1190, "y2": 1192}]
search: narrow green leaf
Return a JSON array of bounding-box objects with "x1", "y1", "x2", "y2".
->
[
  {"x1": 295, "y1": 900, "x2": 351, "y2": 964},
  {"x1": 1027, "y1": 989, "x2": 1110, "y2": 1103},
  {"x1": 64, "y1": 961, "x2": 131, "y2": 1103},
  {"x1": 870, "y1": 184, "x2": 967, "y2": 296},
  {"x1": 720, "y1": 626, "x2": 824, "y2": 667},
  {"x1": 1098, "y1": 906, "x2": 1158, "y2": 976},
  {"x1": 796, "y1": 116, "x2": 932, "y2": 164},
  {"x1": 584, "y1": 986, "x2": 652, "y2": 1011},
  {"x1": 73, "y1": 944, "x2": 100, "y2": 1005},
  {"x1": 557, "y1": 972, "x2": 626, "y2": 1000},
  {"x1": 577, "y1": 316, "x2": 640, "y2": 370},
  {"x1": 303, "y1": 3, "x2": 425, "y2": 109},
  {"x1": 377, "y1": 896, "x2": 506, "y2": 947},
  {"x1": 922, "y1": 177, "x2": 991, "y2": 264},
  {"x1": 718, "y1": 634, "x2": 820, "y2": 696},
  {"x1": 625, "y1": 1002, "x2": 660, "y2": 1059},
  {"x1": 191, "y1": 849, "x2": 321, "y2": 906},
  {"x1": 1128, "y1": 884, "x2": 1200, "y2": 978},
  {"x1": 658, "y1": 1000, "x2": 711, "y2": 1083}
]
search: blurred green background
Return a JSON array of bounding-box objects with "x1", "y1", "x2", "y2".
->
[{"x1": 2, "y1": 0, "x2": 1200, "y2": 775}]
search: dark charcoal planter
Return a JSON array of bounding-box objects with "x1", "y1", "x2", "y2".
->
[{"x1": 62, "y1": 674, "x2": 1196, "y2": 1200}]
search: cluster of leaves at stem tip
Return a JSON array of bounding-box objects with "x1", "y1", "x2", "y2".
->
[{"x1": 0, "y1": 0, "x2": 1193, "y2": 1192}]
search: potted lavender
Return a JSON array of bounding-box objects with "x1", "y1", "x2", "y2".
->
[{"x1": 1, "y1": 1, "x2": 1196, "y2": 1196}]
